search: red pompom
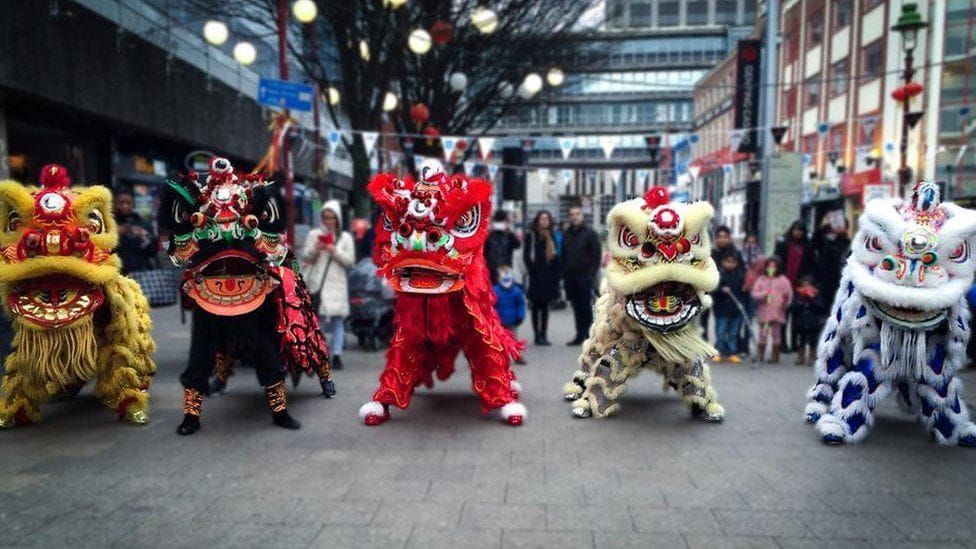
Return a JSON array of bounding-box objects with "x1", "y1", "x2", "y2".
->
[
  {"x1": 643, "y1": 186, "x2": 669, "y2": 210},
  {"x1": 39, "y1": 164, "x2": 71, "y2": 189}
]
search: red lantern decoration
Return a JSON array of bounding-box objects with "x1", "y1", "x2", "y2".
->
[
  {"x1": 431, "y1": 21, "x2": 453, "y2": 45},
  {"x1": 455, "y1": 139, "x2": 468, "y2": 151},
  {"x1": 423, "y1": 125, "x2": 440, "y2": 146},
  {"x1": 891, "y1": 81, "x2": 924, "y2": 103},
  {"x1": 410, "y1": 103, "x2": 430, "y2": 126}
]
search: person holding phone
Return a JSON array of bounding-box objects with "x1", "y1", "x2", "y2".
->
[{"x1": 302, "y1": 200, "x2": 355, "y2": 370}]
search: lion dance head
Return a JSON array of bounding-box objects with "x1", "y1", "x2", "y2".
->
[
  {"x1": 0, "y1": 165, "x2": 155, "y2": 427},
  {"x1": 603, "y1": 186, "x2": 719, "y2": 362},
  {"x1": 368, "y1": 159, "x2": 492, "y2": 295}
]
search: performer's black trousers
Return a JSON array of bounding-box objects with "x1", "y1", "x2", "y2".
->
[{"x1": 181, "y1": 303, "x2": 285, "y2": 394}]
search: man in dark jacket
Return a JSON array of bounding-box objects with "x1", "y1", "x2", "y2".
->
[
  {"x1": 484, "y1": 210, "x2": 521, "y2": 284},
  {"x1": 562, "y1": 206, "x2": 602, "y2": 345},
  {"x1": 114, "y1": 189, "x2": 158, "y2": 274},
  {"x1": 812, "y1": 216, "x2": 851, "y2": 307}
]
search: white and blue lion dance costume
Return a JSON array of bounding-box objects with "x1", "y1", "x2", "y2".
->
[{"x1": 806, "y1": 181, "x2": 976, "y2": 446}]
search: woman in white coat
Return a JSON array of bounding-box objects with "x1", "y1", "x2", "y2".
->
[{"x1": 302, "y1": 200, "x2": 355, "y2": 370}]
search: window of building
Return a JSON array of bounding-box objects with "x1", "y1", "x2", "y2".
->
[
  {"x1": 715, "y1": 0, "x2": 738, "y2": 24},
  {"x1": 862, "y1": 0, "x2": 884, "y2": 12},
  {"x1": 743, "y1": 0, "x2": 757, "y2": 25},
  {"x1": 833, "y1": 0, "x2": 852, "y2": 29},
  {"x1": 804, "y1": 134, "x2": 818, "y2": 155},
  {"x1": 830, "y1": 58, "x2": 849, "y2": 97},
  {"x1": 807, "y1": 10, "x2": 824, "y2": 48},
  {"x1": 658, "y1": 1, "x2": 680, "y2": 26},
  {"x1": 862, "y1": 40, "x2": 884, "y2": 79},
  {"x1": 630, "y1": 2, "x2": 651, "y2": 27},
  {"x1": 806, "y1": 75, "x2": 821, "y2": 108},
  {"x1": 608, "y1": 0, "x2": 626, "y2": 27},
  {"x1": 687, "y1": 0, "x2": 708, "y2": 25}
]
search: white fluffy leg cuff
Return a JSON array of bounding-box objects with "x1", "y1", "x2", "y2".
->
[
  {"x1": 359, "y1": 401, "x2": 385, "y2": 419},
  {"x1": 510, "y1": 380, "x2": 522, "y2": 393},
  {"x1": 816, "y1": 414, "x2": 849, "y2": 441},
  {"x1": 500, "y1": 402, "x2": 527, "y2": 419}
]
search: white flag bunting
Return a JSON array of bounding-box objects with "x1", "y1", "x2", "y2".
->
[
  {"x1": 477, "y1": 137, "x2": 496, "y2": 160},
  {"x1": 361, "y1": 131, "x2": 379, "y2": 156},
  {"x1": 558, "y1": 137, "x2": 576, "y2": 160},
  {"x1": 599, "y1": 135, "x2": 620, "y2": 159},
  {"x1": 441, "y1": 136, "x2": 458, "y2": 160}
]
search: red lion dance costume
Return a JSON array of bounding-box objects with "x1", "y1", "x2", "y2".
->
[{"x1": 359, "y1": 161, "x2": 526, "y2": 426}]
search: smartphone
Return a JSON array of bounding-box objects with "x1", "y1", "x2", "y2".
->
[{"x1": 319, "y1": 232, "x2": 335, "y2": 246}]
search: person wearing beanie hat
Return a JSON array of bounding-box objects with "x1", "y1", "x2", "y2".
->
[{"x1": 302, "y1": 200, "x2": 355, "y2": 370}]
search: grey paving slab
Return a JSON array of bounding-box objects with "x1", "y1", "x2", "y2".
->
[{"x1": 0, "y1": 305, "x2": 974, "y2": 548}]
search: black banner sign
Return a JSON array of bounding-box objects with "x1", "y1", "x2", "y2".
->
[{"x1": 734, "y1": 39, "x2": 762, "y2": 153}]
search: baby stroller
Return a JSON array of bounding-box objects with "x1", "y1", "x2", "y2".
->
[{"x1": 347, "y1": 258, "x2": 395, "y2": 351}]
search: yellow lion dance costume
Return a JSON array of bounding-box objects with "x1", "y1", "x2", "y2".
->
[
  {"x1": 563, "y1": 186, "x2": 725, "y2": 421},
  {"x1": 0, "y1": 164, "x2": 155, "y2": 428}
]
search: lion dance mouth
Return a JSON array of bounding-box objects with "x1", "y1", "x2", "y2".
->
[
  {"x1": 625, "y1": 282, "x2": 701, "y2": 333},
  {"x1": 7, "y1": 274, "x2": 105, "y2": 329}
]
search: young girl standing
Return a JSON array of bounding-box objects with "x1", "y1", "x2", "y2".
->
[{"x1": 750, "y1": 257, "x2": 793, "y2": 364}]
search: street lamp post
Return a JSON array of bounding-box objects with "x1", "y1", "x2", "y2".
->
[
  {"x1": 891, "y1": 2, "x2": 928, "y2": 189},
  {"x1": 275, "y1": 0, "x2": 296, "y2": 247}
]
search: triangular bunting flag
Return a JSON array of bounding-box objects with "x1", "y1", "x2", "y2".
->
[
  {"x1": 487, "y1": 164, "x2": 499, "y2": 180},
  {"x1": 561, "y1": 169, "x2": 573, "y2": 185},
  {"x1": 599, "y1": 135, "x2": 620, "y2": 159},
  {"x1": 558, "y1": 137, "x2": 576, "y2": 160},
  {"x1": 860, "y1": 115, "x2": 878, "y2": 139},
  {"x1": 441, "y1": 136, "x2": 458, "y2": 161},
  {"x1": 729, "y1": 129, "x2": 745, "y2": 153},
  {"x1": 635, "y1": 169, "x2": 649, "y2": 185},
  {"x1": 537, "y1": 168, "x2": 550, "y2": 183},
  {"x1": 327, "y1": 130, "x2": 342, "y2": 148},
  {"x1": 816, "y1": 122, "x2": 831, "y2": 141},
  {"x1": 477, "y1": 137, "x2": 495, "y2": 160},
  {"x1": 770, "y1": 126, "x2": 789, "y2": 145},
  {"x1": 361, "y1": 131, "x2": 379, "y2": 156},
  {"x1": 463, "y1": 161, "x2": 475, "y2": 175},
  {"x1": 607, "y1": 169, "x2": 622, "y2": 184}
]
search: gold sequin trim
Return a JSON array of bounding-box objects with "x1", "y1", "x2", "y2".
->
[
  {"x1": 183, "y1": 387, "x2": 204, "y2": 416},
  {"x1": 265, "y1": 381, "x2": 288, "y2": 413}
]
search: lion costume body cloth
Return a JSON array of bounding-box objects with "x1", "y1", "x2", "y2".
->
[
  {"x1": 563, "y1": 187, "x2": 725, "y2": 422},
  {"x1": 806, "y1": 181, "x2": 976, "y2": 446},
  {"x1": 0, "y1": 165, "x2": 155, "y2": 428},
  {"x1": 358, "y1": 162, "x2": 525, "y2": 426},
  {"x1": 159, "y1": 157, "x2": 331, "y2": 435}
]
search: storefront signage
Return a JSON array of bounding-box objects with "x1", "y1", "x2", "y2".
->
[
  {"x1": 733, "y1": 39, "x2": 762, "y2": 153},
  {"x1": 259, "y1": 78, "x2": 314, "y2": 112},
  {"x1": 863, "y1": 182, "x2": 895, "y2": 205},
  {"x1": 840, "y1": 168, "x2": 881, "y2": 197}
]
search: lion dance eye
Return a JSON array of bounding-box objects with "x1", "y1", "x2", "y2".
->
[
  {"x1": 921, "y1": 252, "x2": 938, "y2": 266},
  {"x1": 5, "y1": 210, "x2": 20, "y2": 232},
  {"x1": 950, "y1": 242, "x2": 970, "y2": 263},
  {"x1": 867, "y1": 236, "x2": 884, "y2": 252},
  {"x1": 87, "y1": 211, "x2": 105, "y2": 234},
  {"x1": 451, "y1": 205, "x2": 481, "y2": 238},
  {"x1": 617, "y1": 226, "x2": 640, "y2": 249}
]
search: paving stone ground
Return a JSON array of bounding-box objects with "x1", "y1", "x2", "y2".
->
[{"x1": 1, "y1": 305, "x2": 975, "y2": 548}]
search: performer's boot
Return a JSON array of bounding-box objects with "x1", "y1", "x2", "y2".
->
[
  {"x1": 795, "y1": 346, "x2": 805, "y2": 366},
  {"x1": 317, "y1": 361, "x2": 336, "y2": 398},
  {"x1": 210, "y1": 353, "x2": 233, "y2": 394},
  {"x1": 265, "y1": 381, "x2": 301, "y2": 429},
  {"x1": 771, "y1": 344, "x2": 781, "y2": 364},
  {"x1": 177, "y1": 387, "x2": 204, "y2": 435}
]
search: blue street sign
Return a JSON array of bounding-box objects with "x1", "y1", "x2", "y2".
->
[{"x1": 258, "y1": 78, "x2": 315, "y2": 112}]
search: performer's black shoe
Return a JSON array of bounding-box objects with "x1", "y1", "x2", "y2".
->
[
  {"x1": 177, "y1": 414, "x2": 201, "y2": 435},
  {"x1": 538, "y1": 337, "x2": 552, "y2": 346},
  {"x1": 822, "y1": 434, "x2": 844, "y2": 445},
  {"x1": 209, "y1": 377, "x2": 227, "y2": 394},
  {"x1": 566, "y1": 338, "x2": 584, "y2": 346},
  {"x1": 320, "y1": 379, "x2": 337, "y2": 398},
  {"x1": 272, "y1": 410, "x2": 301, "y2": 430},
  {"x1": 959, "y1": 434, "x2": 976, "y2": 447},
  {"x1": 332, "y1": 355, "x2": 344, "y2": 370}
]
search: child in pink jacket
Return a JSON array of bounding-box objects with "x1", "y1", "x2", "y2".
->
[{"x1": 751, "y1": 257, "x2": 793, "y2": 363}]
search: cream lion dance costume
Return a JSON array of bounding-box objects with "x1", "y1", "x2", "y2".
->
[
  {"x1": 563, "y1": 187, "x2": 725, "y2": 421},
  {"x1": 806, "y1": 181, "x2": 976, "y2": 446}
]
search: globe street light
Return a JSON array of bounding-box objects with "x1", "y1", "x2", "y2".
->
[
  {"x1": 546, "y1": 67, "x2": 565, "y2": 87},
  {"x1": 518, "y1": 73, "x2": 543, "y2": 99},
  {"x1": 449, "y1": 72, "x2": 468, "y2": 92},
  {"x1": 382, "y1": 92, "x2": 399, "y2": 112},
  {"x1": 408, "y1": 29, "x2": 432, "y2": 54},
  {"x1": 325, "y1": 86, "x2": 340, "y2": 106},
  {"x1": 233, "y1": 41, "x2": 257, "y2": 65},
  {"x1": 292, "y1": 0, "x2": 318, "y2": 23},
  {"x1": 203, "y1": 20, "x2": 229, "y2": 46},
  {"x1": 471, "y1": 6, "x2": 498, "y2": 34}
]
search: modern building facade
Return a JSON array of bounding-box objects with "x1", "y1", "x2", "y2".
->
[
  {"x1": 484, "y1": 0, "x2": 758, "y2": 229},
  {"x1": 773, "y1": 0, "x2": 945, "y2": 228}
]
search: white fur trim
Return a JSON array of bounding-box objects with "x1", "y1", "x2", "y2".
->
[
  {"x1": 500, "y1": 402, "x2": 527, "y2": 419},
  {"x1": 816, "y1": 414, "x2": 850, "y2": 441},
  {"x1": 510, "y1": 380, "x2": 522, "y2": 393},
  {"x1": 358, "y1": 401, "x2": 384, "y2": 419}
]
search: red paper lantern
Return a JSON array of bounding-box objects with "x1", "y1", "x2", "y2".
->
[
  {"x1": 410, "y1": 103, "x2": 430, "y2": 125},
  {"x1": 431, "y1": 21, "x2": 453, "y2": 45},
  {"x1": 423, "y1": 125, "x2": 440, "y2": 146},
  {"x1": 891, "y1": 81, "x2": 924, "y2": 102},
  {"x1": 455, "y1": 139, "x2": 468, "y2": 150}
]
